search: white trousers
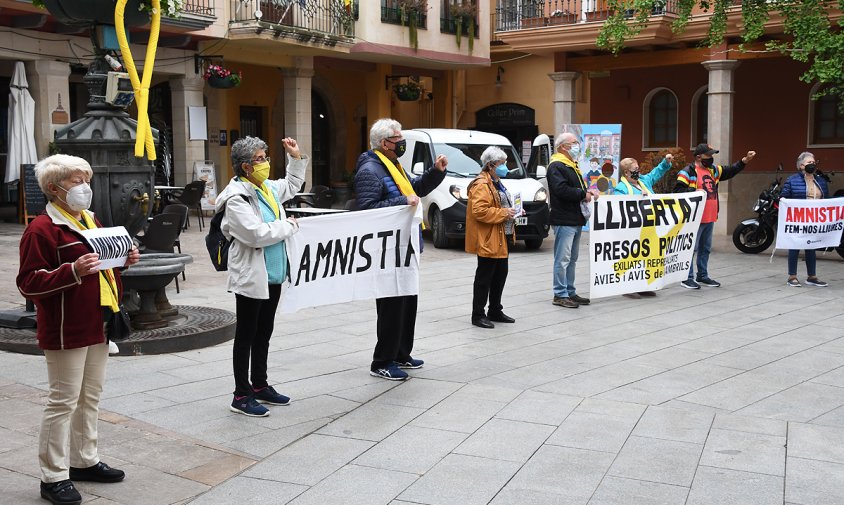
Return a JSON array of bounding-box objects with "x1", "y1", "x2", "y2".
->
[{"x1": 39, "y1": 342, "x2": 108, "y2": 483}]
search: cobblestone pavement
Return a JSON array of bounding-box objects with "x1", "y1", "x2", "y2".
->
[{"x1": 1, "y1": 218, "x2": 843, "y2": 505}]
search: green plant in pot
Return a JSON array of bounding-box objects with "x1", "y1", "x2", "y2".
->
[
  {"x1": 399, "y1": 0, "x2": 427, "y2": 50},
  {"x1": 449, "y1": 0, "x2": 476, "y2": 53},
  {"x1": 393, "y1": 80, "x2": 422, "y2": 101}
]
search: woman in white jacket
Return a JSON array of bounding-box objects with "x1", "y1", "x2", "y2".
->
[{"x1": 215, "y1": 136, "x2": 307, "y2": 417}]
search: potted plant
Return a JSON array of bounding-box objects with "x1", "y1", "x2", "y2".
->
[
  {"x1": 449, "y1": 1, "x2": 476, "y2": 53},
  {"x1": 32, "y1": 0, "x2": 183, "y2": 27},
  {"x1": 548, "y1": 8, "x2": 576, "y2": 25},
  {"x1": 399, "y1": 0, "x2": 427, "y2": 50},
  {"x1": 393, "y1": 80, "x2": 422, "y2": 101},
  {"x1": 203, "y1": 64, "x2": 242, "y2": 89}
]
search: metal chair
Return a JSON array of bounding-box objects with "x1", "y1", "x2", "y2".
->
[
  {"x1": 136, "y1": 212, "x2": 183, "y2": 292},
  {"x1": 160, "y1": 203, "x2": 189, "y2": 283},
  {"x1": 172, "y1": 180, "x2": 206, "y2": 231},
  {"x1": 160, "y1": 203, "x2": 189, "y2": 253}
]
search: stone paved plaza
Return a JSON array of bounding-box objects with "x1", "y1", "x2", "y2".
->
[{"x1": 1, "y1": 219, "x2": 843, "y2": 505}]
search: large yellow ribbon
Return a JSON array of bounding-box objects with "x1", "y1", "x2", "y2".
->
[
  {"x1": 372, "y1": 149, "x2": 425, "y2": 229},
  {"x1": 115, "y1": 0, "x2": 160, "y2": 160}
]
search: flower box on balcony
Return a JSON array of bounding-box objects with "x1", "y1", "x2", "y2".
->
[
  {"x1": 521, "y1": 16, "x2": 546, "y2": 28},
  {"x1": 548, "y1": 13, "x2": 578, "y2": 25}
]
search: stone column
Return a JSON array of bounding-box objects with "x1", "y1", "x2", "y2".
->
[
  {"x1": 169, "y1": 75, "x2": 206, "y2": 186},
  {"x1": 702, "y1": 59, "x2": 740, "y2": 235},
  {"x1": 281, "y1": 57, "x2": 314, "y2": 189},
  {"x1": 26, "y1": 60, "x2": 70, "y2": 157},
  {"x1": 548, "y1": 71, "x2": 579, "y2": 136}
]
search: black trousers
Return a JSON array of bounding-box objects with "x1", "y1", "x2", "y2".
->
[
  {"x1": 372, "y1": 295, "x2": 417, "y2": 370},
  {"x1": 472, "y1": 256, "x2": 509, "y2": 319},
  {"x1": 233, "y1": 284, "x2": 281, "y2": 397}
]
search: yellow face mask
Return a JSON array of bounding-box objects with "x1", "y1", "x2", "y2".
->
[{"x1": 250, "y1": 161, "x2": 271, "y2": 185}]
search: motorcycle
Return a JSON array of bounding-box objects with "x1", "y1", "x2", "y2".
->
[{"x1": 732, "y1": 165, "x2": 782, "y2": 254}]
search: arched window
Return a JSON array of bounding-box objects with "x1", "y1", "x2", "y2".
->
[
  {"x1": 810, "y1": 88, "x2": 844, "y2": 146},
  {"x1": 691, "y1": 86, "x2": 708, "y2": 147},
  {"x1": 643, "y1": 88, "x2": 677, "y2": 149}
]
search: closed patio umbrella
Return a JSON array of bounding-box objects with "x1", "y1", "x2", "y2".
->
[{"x1": 6, "y1": 61, "x2": 37, "y2": 184}]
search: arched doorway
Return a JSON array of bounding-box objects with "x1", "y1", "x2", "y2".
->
[
  {"x1": 311, "y1": 90, "x2": 330, "y2": 187},
  {"x1": 475, "y1": 103, "x2": 538, "y2": 156}
]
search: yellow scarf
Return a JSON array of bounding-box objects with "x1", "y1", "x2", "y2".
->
[
  {"x1": 55, "y1": 205, "x2": 120, "y2": 313},
  {"x1": 620, "y1": 176, "x2": 649, "y2": 195},
  {"x1": 373, "y1": 149, "x2": 425, "y2": 229},
  {"x1": 550, "y1": 153, "x2": 587, "y2": 191},
  {"x1": 240, "y1": 177, "x2": 280, "y2": 219}
]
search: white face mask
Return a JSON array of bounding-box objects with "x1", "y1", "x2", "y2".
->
[
  {"x1": 57, "y1": 182, "x2": 93, "y2": 212},
  {"x1": 568, "y1": 144, "x2": 581, "y2": 158}
]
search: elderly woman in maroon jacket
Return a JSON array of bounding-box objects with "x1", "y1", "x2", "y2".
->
[{"x1": 17, "y1": 155, "x2": 139, "y2": 505}]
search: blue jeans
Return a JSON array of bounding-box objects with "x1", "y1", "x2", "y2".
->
[
  {"x1": 553, "y1": 225, "x2": 581, "y2": 298},
  {"x1": 788, "y1": 249, "x2": 816, "y2": 277},
  {"x1": 688, "y1": 222, "x2": 714, "y2": 280}
]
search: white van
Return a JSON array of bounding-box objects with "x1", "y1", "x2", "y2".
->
[{"x1": 398, "y1": 129, "x2": 550, "y2": 249}]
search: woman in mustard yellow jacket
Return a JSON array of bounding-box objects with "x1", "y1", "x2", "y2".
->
[{"x1": 466, "y1": 146, "x2": 520, "y2": 329}]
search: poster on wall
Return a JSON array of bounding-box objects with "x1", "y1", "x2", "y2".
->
[
  {"x1": 560, "y1": 124, "x2": 622, "y2": 196},
  {"x1": 193, "y1": 160, "x2": 217, "y2": 211}
]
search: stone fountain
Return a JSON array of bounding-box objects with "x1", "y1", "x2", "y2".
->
[{"x1": 0, "y1": 31, "x2": 235, "y2": 355}]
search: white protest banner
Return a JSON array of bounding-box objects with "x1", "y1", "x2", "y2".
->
[
  {"x1": 280, "y1": 205, "x2": 423, "y2": 313},
  {"x1": 775, "y1": 197, "x2": 844, "y2": 250},
  {"x1": 78, "y1": 226, "x2": 132, "y2": 270},
  {"x1": 589, "y1": 191, "x2": 705, "y2": 298}
]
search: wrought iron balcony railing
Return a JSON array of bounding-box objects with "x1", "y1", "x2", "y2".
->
[
  {"x1": 182, "y1": 0, "x2": 215, "y2": 16},
  {"x1": 495, "y1": 0, "x2": 676, "y2": 32},
  {"x1": 230, "y1": 0, "x2": 356, "y2": 38}
]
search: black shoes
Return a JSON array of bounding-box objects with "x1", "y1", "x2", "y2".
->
[
  {"x1": 472, "y1": 316, "x2": 495, "y2": 329},
  {"x1": 570, "y1": 294, "x2": 591, "y2": 305},
  {"x1": 488, "y1": 312, "x2": 515, "y2": 323},
  {"x1": 69, "y1": 461, "x2": 125, "y2": 483},
  {"x1": 40, "y1": 480, "x2": 81, "y2": 505},
  {"x1": 41, "y1": 463, "x2": 123, "y2": 505}
]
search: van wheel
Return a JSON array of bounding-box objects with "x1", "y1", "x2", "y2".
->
[
  {"x1": 431, "y1": 208, "x2": 451, "y2": 249},
  {"x1": 525, "y1": 239, "x2": 543, "y2": 250}
]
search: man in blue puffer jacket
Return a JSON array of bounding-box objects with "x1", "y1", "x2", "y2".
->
[
  {"x1": 780, "y1": 151, "x2": 830, "y2": 287},
  {"x1": 354, "y1": 118, "x2": 447, "y2": 381}
]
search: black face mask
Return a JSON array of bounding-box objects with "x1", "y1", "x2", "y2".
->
[
  {"x1": 700, "y1": 158, "x2": 715, "y2": 168},
  {"x1": 386, "y1": 139, "x2": 407, "y2": 156},
  {"x1": 630, "y1": 172, "x2": 640, "y2": 180},
  {"x1": 804, "y1": 163, "x2": 816, "y2": 174}
]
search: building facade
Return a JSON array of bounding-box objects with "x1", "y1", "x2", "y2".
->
[
  {"x1": 477, "y1": 0, "x2": 844, "y2": 234},
  {"x1": 0, "y1": 0, "x2": 492, "y2": 214}
]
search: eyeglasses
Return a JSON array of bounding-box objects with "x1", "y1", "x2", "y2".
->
[
  {"x1": 251, "y1": 156, "x2": 270, "y2": 164},
  {"x1": 386, "y1": 136, "x2": 403, "y2": 142}
]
